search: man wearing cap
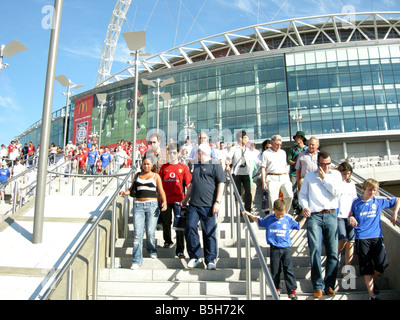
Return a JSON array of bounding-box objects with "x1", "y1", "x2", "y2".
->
[
  {"x1": 288, "y1": 131, "x2": 308, "y2": 187},
  {"x1": 0, "y1": 161, "x2": 10, "y2": 204}
]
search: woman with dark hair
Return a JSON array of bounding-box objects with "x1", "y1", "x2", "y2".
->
[
  {"x1": 337, "y1": 161, "x2": 357, "y2": 265},
  {"x1": 120, "y1": 156, "x2": 167, "y2": 269}
]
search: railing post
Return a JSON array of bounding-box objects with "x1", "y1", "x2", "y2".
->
[
  {"x1": 92, "y1": 226, "x2": 100, "y2": 300},
  {"x1": 236, "y1": 201, "x2": 242, "y2": 269},
  {"x1": 260, "y1": 270, "x2": 266, "y2": 300},
  {"x1": 245, "y1": 227, "x2": 252, "y2": 300},
  {"x1": 124, "y1": 197, "x2": 129, "y2": 238},
  {"x1": 66, "y1": 266, "x2": 73, "y2": 300},
  {"x1": 230, "y1": 182, "x2": 234, "y2": 239},
  {"x1": 48, "y1": 173, "x2": 52, "y2": 195},
  {"x1": 110, "y1": 200, "x2": 117, "y2": 269}
]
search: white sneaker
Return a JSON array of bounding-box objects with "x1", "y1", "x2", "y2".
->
[
  {"x1": 188, "y1": 258, "x2": 203, "y2": 268},
  {"x1": 130, "y1": 263, "x2": 140, "y2": 270},
  {"x1": 207, "y1": 260, "x2": 217, "y2": 270},
  {"x1": 150, "y1": 252, "x2": 157, "y2": 259}
]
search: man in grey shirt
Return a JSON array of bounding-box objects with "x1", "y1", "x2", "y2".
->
[{"x1": 295, "y1": 137, "x2": 319, "y2": 192}]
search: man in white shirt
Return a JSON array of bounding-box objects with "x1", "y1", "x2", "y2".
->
[
  {"x1": 226, "y1": 130, "x2": 252, "y2": 212},
  {"x1": 180, "y1": 138, "x2": 193, "y2": 157},
  {"x1": 261, "y1": 135, "x2": 293, "y2": 213},
  {"x1": 298, "y1": 150, "x2": 342, "y2": 299},
  {"x1": 216, "y1": 141, "x2": 228, "y2": 171},
  {"x1": 115, "y1": 145, "x2": 128, "y2": 171},
  {"x1": 10, "y1": 158, "x2": 25, "y2": 204}
]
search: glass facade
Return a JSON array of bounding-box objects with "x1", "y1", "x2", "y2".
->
[
  {"x1": 146, "y1": 44, "x2": 400, "y2": 144},
  {"x1": 17, "y1": 108, "x2": 66, "y2": 148},
  {"x1": 16, "y1": 44, "x2": 400, "y2": 148},
  {"x1": 147, "y1": 55, "x2": 289, "y2": 143},
  {"x1": 286, "y1": 45, "x2": 400, "y2": 136}
]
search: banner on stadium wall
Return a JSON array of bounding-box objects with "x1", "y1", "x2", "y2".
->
[{"x1": 73, "y1": 95, "x2": 93, "y2": 145}]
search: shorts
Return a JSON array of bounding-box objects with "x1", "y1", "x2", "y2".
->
[
  {"x1": 338, "y1": 218, "x2": 355, "y2": 242},
  {"x1": 0, "y1": 181, "x2": 6, "y2": 192},
  {"x1": 355, "y1": 237, "x2": 389, "y2": 275}
]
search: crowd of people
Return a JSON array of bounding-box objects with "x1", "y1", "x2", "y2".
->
[
  {"x1": 243, "y1": 131, "x2": 399, "y2": 301},
  {"x1": 2, "y1": 130, "x2": 399, "y2": 301}
]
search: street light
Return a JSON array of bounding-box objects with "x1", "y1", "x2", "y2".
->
[
  {"x1": 96, "y1": 93, "x2": 108, "y2": 147},
  {"x1": 121, "y1": 31, "x2": 150, "y2": 168},
  {"x1": 290, "y1": 106, "x2": 307, "y2": 132},
  {"x1": 142, "y1": 77, "x2": 175, "y2": 133},
  {"x1": 0, "y1": 40, "x2": 28, "y2": 76},
  {"x1": 55, "y1": 75, "x2": 84, "y2": 152},
  {"x1": 161, "y1": 92, "x2": 172, "y2": 142}
]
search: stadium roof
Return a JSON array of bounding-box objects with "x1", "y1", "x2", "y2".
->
[{"x1": 96, "y1": 12, "x2": 400, "y2": 87}]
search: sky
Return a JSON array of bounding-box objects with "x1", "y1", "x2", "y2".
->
[{"x1": 1, "y1": 0, "x2": 399, "y2": 146}]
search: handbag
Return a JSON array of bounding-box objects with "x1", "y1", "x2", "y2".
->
[{"x1": 129, "y1": 173, "x2": 139, "y2": 198}]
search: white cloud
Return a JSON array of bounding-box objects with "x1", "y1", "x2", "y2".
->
[{"x1": 0, "y1": 96, "x2": 19, "y2": 111}]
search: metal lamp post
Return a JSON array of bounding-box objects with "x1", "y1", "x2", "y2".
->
[
  {"x1": 33, "y1": 0, "x2": 63, "y2": 244},
  {"x1": 142, "y1": 77, "x2": 175, "y2": 133},
  {"x1": 161, "y1": 92, "x2": 172, "y2": 142},
  {"x1": 121, "y1": 31, "x2": 150, "y2": 167},
  {"x1": 55, "y1": 75, "x2": 83, "y2": 152},
  {"x1": 96, "y1": 93, "x2": 108, "y2": 148}
]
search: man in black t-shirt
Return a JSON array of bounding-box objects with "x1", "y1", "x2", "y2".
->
[{"x1": 181, "y1": 144, "x2": 226, "y2": 270}]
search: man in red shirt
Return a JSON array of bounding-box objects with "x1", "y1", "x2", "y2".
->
[
  {"x1": 27, "y1": 141, "x2": 36, "y2": 165},
  {"x1": 159, "y1": 143, "x2": 192, "y2": 258}
]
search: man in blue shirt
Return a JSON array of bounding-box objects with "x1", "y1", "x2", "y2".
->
[
  {"x1": 100, "y1": 147, "x2": 113, "y2": 175},
  {"x1": 86, "y1": 145, "x2": 99, "y2": 175},
  {"x1": 181, "y1": 144, "x2": 225, "y2": 270},
  {"x1": 0, "y1": 161, "x2": 11, "y2": 204},
  {"x1": 349, "y1": 178, "x2": 399, "y2": 300},
  {"x1": 244, "y1": 199, "x2": 306, "y2": 300}
]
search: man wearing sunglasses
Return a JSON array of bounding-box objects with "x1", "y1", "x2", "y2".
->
[
  {"x1": 146, "y1": 133, "x2": 167, "y2": 173},
  {"x1": 298, "y1": 151, "x2": 342, "y2": 299}
]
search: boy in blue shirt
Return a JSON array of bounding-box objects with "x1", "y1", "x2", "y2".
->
[
  {"x1": 0, "y1": 161, "x2": 11, "y2": 204},
  {"x1": 243, "y1": 199, "x2": 306, "y2": 300},
  {"x1": 349, "y1": 178, "x2": 399, "y2": 300}
]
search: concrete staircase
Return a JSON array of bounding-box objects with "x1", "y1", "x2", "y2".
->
[{"x1": 96, "y1": 186, "x2": 400, "y2": 300}]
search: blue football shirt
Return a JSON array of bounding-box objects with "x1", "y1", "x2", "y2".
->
[
  {"x1": 350, "y1": 196, "x2": 396, "y2": 239},
  {"x1": 257, "y1": 214, "x2": 300, "y2": 248}
]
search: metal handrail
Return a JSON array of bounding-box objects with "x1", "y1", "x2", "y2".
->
[
  {"x1": 226, "y1": 170, "x2": 279, "y2": 300},
  {"x1": 39, "y1": 166, "x2": 136, "y2": 300}
]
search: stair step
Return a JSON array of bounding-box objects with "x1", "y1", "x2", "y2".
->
[
  {"x1": 97, "y1": 185, "x2": 399, "y2": 300},
  {"x1": 97, "y1": 277, "x2": 393, "y2": 297}
]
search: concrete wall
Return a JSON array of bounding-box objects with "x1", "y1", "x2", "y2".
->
[
  {"x1": 382, "y1": 215, "x2": 400, "y2": 291},
  {"x1": 49, "y1": 196, "x2": 126, "y2": 300}
]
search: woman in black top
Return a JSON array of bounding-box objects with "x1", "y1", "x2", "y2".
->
[{"x1": 120, "y1": 156, "x2": 167, "y2": 269}]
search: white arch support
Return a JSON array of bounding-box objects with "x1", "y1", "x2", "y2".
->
[{"x1": 96, "y1": 0, "x2": 132, "y2": 86}]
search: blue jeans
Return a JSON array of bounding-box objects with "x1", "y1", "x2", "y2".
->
[
  {"x1": 185, "y1": 205, "x2": 218, "y2": 264},
  {"x1": 132, "y1": 200, "x2": 160, "y2": 266},
  {"x1": 306, "y1": 211, "x2": 338, "y2": 290},
  {"x1": 86, "y1": 163, "x2": 96, "y2": 175}
]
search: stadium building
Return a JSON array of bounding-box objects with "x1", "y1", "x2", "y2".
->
[{"x1": 17, "y1": 12, "x2": 400, "y2": 162}]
